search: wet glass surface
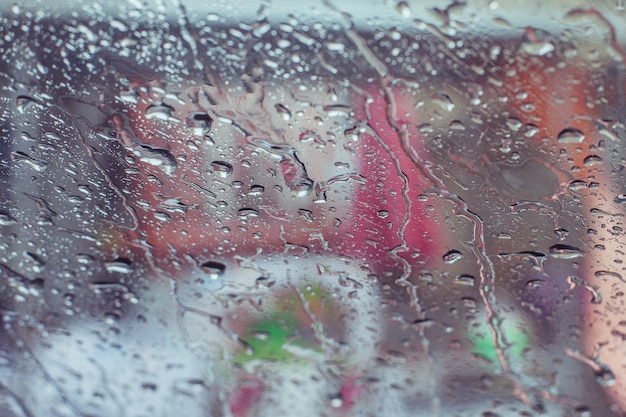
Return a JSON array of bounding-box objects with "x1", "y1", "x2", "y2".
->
[{"x1": 1, "y1": 1, "x2": 626, "y2": 416}]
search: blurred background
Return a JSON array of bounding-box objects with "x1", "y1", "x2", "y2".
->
[{"x1": 1, "y1": 0, "x2": 626, "y2": 416}]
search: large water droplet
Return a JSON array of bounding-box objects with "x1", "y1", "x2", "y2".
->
[
  {"x1": 133, "y1": 145, "x2": 177, "y2": 175},
  {"x1": 614, "y1": 194, "x2": 626, "y2": 204},
  {"x1": 594, "y1": 270, "x2": 624, "y2": 281},
  {"x1": 583, "y1": 155, "x2": 603, "y2": 166},
  {"x1": 16, "y1": 95, "x2": 40, "y2": 113},
  {"x1": 0, "y1": 211, "x2": 17, "y2": 226},
  {"x1": 549, "y1": 244, "x2": 584, "y2": 259},
  {"x1": 11, "y1": 151, "x2": 48, "y2": 172},
  {"x1": 557, "y1": 128, "x2": 585, "y2": 144},
  {"x1": 484, "y1": 159, "x2": 559, "y2": 201}
]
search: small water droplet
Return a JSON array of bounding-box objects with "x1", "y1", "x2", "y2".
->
[
  {"x1": 506, "y1": 117, "x2": 522, "y2": 131},
  {"x1": 186, "y1": 112, "x2": 213, "y2": 136},
  {"x1": 554, "y1": 228, "x2": 569, "y2": 240},
  {"x1": 330, "y1": 396, "x2": 343, "y2": 408},
  {"x1": 134, "y1": 146, "x2": 177, "y2": 175},
  {"x1": 443, "y1": 249, "x2": 463, "y2": 264},
  {"x1": 275, "y1": 103, "x2": 292, "y2": 121},
  {"x1": 238, "y1": 208, "x2": 260, "y2": 220},
  {"x1": 396, "y1": 1, "x2": 411, "y2": 17},
  {"x1": 520, "y1": 27, "x2": 554, "y2": 56},
  {"x1": 449, "y1": 120, "x2": 465, "y2": 130},
  {"x1": 523, "y1": 123, "x2": 539, "y2": 137},
  {"x1": 248, "y1": 185, "x2": 265, "y2": 196},
  {"x1": 568, "y1": 180, "x2": 587, "y2": 191},
  {"x1": 595, "y1": 367, "x2": 616, "y2": 387},
  {"x1": 211, "y1": 161, "x2": 233, "y2": 177},
  {"x1": 154, "y1": 212, "x2": 171, "y2": 222},
  {"x1": 526, "y1": 279, "x2": 545, "y2": 289},
  {"x1": 119, "y1": 89, "x2": 140, "y2": 103},
  {"x1": 470, "y1": 112, "x2": 483, "y2": 124},
  {"x1": 201, "y1": 261, "x2": 226, "y2": 280},
  {"x1": 431, "y1": 93, "x2": 455, "y2": 112},
  {"x1": 557, "y1": 128, "x2": 585, "y2": 144},
  {"x1": 105, "y1": 259, "x2": 133, "y2": 274},
  {"x1": 455, "y1": 275, "x2": 475, "y2": 286}
]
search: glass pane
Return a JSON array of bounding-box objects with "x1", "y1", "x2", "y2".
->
[{"x1": 1, "y1": 1, "x2": 625, "y2": 416}]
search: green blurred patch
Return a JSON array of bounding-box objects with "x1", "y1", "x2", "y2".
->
[
  {"x1": 469, "y1": 317, "x2": 530, "y2": 364},
  {"x1": 233, "y1": 284, "x2": 335, "y2": 364}
]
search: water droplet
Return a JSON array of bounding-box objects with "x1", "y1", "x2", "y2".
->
[
  {"x1": 449, "y1": 120, "x2": 465, "y2": 130},
  {"x1": 377, "y1": 210, "x2": 389, "y2": 219},
  {"x1": 105, "y1": 259, "x2": 133, "y2": 274},
  {"x1": 154, "y1": 212, "x2": 171, "y2": 222},
  {"x1": 526, "y1": 279, "x2": 545, "y2": 289},
  {"x1": 523, "y1": 124, "x2": 539, "y2": 137},
  {"x1": 590, "y1": 207, "x2": 611, "y2": 217},
  {"x1": 211, "y1": 161, "x2": 233, "y2": 177},
  {"x1": 595, "y1": 367, "x2": 616, "y2": 387},
  {"x1": 330, "y1": 396, "x2": 343, "y2": 408},
  {"x1": 554, "y1": 228, "x2": 569, "y2": 240},
  {"x1": 557, "y1": 127, "x2": 585, "y2": 144},
  {"x1": 470, "y1": 112, "x2": 483, "y2": 124},
  {"x1": 275, "y1": 103, "x2": 292, "y2": 121},
  {"x1": 431, "y1": 93, "x2": 455, "y2": 112},
  {"x1": 568, "y1": 180, "x2": 587, "y2": 191},
  {"x1": 548, "y1": 244, "x2": 584, "y2": 259},
  {"x1": 484, "y1": 159, "x2": 559, "y2": 201},
  {"x1": 119, "y1": 89, "x2": 140, "y2": 103},
  {"x1": 201, "y1": 261, "x2": 226, "y2": 280},
  {"x1": 145, "y1": 103, "x2": 176, "y2": 121},
  {"x1": 614, "y1": 194, "x2": 626, "y2": 204},
  {"x1": 238, "y1": 208, "x2": 260, "y2": 220},
  {"x1": 520, "y1": 27, "x2": 554, "y2": 56},
  {"x1": 11, "y1": 151, "x2": 48, "y2": 172},
  {"x1": 160, "y1": 198, "x2": 195, "y2": 213},
  {"x1": 186, "y1": 112, "x2": 213, "y2": 136},
  {"x1": 133, "y1": 145, "x2": 177, "y2": 175},
  {"x1": 248, "y1": 185, "x2": 265, "y2": 196},
  {"x1": 0, "y1": 211, "x2": 17, "y2": 226},
  {"x1": 252, "y1": 139, "x2": 314, "y2": 197},
  {"x1": 16, "y1": 95, "x2": 40, "y2": 113},
  {"x1": 455, "y1": 275, "x2": 475, "y2": 286},
  {"x1": 396, "y1": 1, "x2": 411, "y2": 17},
  {"x1": 506, "y1": 117, "x2": 522, "y2": 131},
  {"x1": 443, "y1": 249, "x2": 463, "y2": 264},
  {"x1": 594, "y1": 270, "x2": 624, "y2": 281},
  {"x1": 583, "y1": 155, "x2": 603, "y2": 166}
]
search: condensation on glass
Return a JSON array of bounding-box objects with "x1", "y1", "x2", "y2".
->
[{"x1": 1, "y1": 0, "x2": 626, "y2": 416}]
